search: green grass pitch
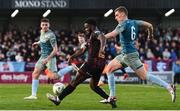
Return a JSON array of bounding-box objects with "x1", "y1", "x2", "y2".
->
[{"x1": 0, "y1": 84, "x2": 179, "y2": 110}]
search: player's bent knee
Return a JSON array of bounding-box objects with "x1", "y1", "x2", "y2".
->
[
  {"x1": 106, "y1": 68, "x2": 113, "y2": 74},
  {"x1": 50, "y1": 74, "x2": 59, "y2": 80},
  {"x1": 90, "y1": 85, "x2": 96, "y2": 91},
  {"x1": 32, "y1": 68, "x2": 41, "y2": 79},
  {"x1": 89, "y1": 84, "x2": 94, "y2": 90},
  {"x1": 32, "y1": 73, "x2": 40, "y2": 79},
  {"x1": 89, "y1": 83, "x2": 99, "y2": 91},
  {"x1": 54, "y1": 74, "x2": 60, "y2": 79}
]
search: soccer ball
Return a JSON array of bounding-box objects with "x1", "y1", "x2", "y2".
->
[{"x1": 53, "y1": 82, "x2": 65, "y2": 95}]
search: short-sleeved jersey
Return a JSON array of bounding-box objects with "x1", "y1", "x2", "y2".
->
[
  {"x1": 115, "y1": 19, "x2": 142, "y2": 54},
  {"x1": 39, "y1": 29, "x2": 57, "y2": 57},
  {"x1": 81, "y1": 29, "x2": 106, "y2": 72}
]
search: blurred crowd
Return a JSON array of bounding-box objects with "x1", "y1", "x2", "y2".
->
[{"x1": 0, "y1": 25, "x2": 179, "y2": 71}]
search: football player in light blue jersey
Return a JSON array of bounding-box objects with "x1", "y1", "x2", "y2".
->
[
  {"x1": 104, "y1": 6, "x2": 176, "y2": 103},
  {"x1": 24, "y1": 18, "x2": 60, "y2": 100}
]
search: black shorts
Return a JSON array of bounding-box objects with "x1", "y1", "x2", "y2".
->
[{"x1": 80, "y1": 58, "x2": 106, "y2": 76}]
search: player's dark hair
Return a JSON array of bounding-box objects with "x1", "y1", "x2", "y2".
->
[
  {"x1": 84, "y1": 19, "x2": 97, "y2": 26},
  {"x1": 41, "y1": 18, "x2": 49, "y2": 23},
  {"x1": 77, "y1": 30, "x2": 85, "y2": 34},
  {"x1": 114, "y1": 6, "x2": 128, "y2": 16}
]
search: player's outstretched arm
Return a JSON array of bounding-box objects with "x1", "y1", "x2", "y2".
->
[
  {"x1": 136, "y1": 20, "x2": 154, "y2": 40},
  {"x1": 32, "y1": 41, "x2": 40, "y2": 47},
  {"x1": 71, "y1": 47, "x2": 86, "y2": 59},
  {"x1": 68, "y1": 44, "x2": 87, "y2": 64},
  {"x1": 97, "y1": 34, "x2": 106, "y2": 58},
  {"x1": 105, "y1": 30, "x2": 118, "y2": 39}
]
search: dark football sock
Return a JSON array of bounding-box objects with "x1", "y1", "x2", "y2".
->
[
  {"x1": 58, "y1": 85, "x2": 75, "y2": 100},
  {"x1": 92, "y1": 86, "x2": 109, "y2": 99}
]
